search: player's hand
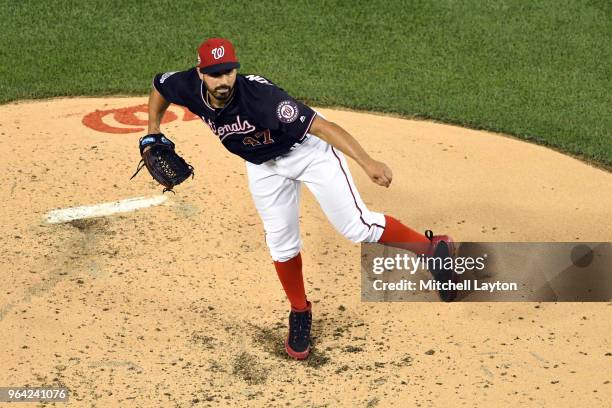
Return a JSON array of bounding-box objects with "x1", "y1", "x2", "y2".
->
[{"x1": 364, "y1": 159, "x2": 393, "y2": 187}]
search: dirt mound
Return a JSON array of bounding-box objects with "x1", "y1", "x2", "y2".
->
[{"x1": 0, "y1": 98, "x2": 610, "y2": 407}]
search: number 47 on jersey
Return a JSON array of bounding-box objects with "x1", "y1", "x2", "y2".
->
[{"x1": 243, "y1": 129, "x2": 275, "y2": 146}]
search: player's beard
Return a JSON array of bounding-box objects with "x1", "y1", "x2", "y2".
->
[{"x1": 209, "y1": 85, "x2": 233, "y2": 101}]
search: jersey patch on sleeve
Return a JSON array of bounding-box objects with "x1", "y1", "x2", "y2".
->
[
  {"x1": 159, "y1": 71, "x2": 178, "y2": 83},
  {"x1": 276, "y1": 100, "x2": 300, "y2": 123}
]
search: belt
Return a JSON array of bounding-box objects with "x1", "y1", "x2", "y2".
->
[
  {"x1": 273, "y1": 134, "x2": 310, "y2": 161},
  {"x1": 290, "y1": 133, "x2": 309, "y2": 150}
]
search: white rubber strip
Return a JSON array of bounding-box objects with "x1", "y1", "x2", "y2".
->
[{"x1": 44, "y1": 195, "x2": 168, "y2": 224}]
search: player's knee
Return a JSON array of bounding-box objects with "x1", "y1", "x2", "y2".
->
[
  {"x1": 270, "y1": 246, "x2": 301, "y2": 262},
  {"x1": 344, "y1": 231, "x2": 375, "y2": 244},
  {"x1": 339, "y1": 222, "x2": 380, "y2": 244},
  {"x1": 330, "y1": 210, "x2": 385, "y2": 244},
  {"x1": 265, "y1": 232, "x2": 301, "y2": 262}
]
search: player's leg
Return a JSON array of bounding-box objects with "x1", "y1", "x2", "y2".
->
[
  {"x1": 246, "y1": 161, "x2": 307, "y2": 308},
  {"x1": 246, "y1": 161, "x2": 312, "y2": 358},
  {"x1": 299, "y1": 137, "x2": 458, "y2": 301},
  {"x1": 300, "y1": 137, "x2": 428, "y2": 250}
]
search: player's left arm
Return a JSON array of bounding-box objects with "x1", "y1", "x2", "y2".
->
[{"x1": 309, "y1": 115, "x2": 392, "y2": 188}]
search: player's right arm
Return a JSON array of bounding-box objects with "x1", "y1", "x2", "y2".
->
[
  {"x1": 148, "y1": 69, "x2": 193, "y2": 134},
  {"x1": 147, "y1": 87, "x2": 170, "y2": 134},
  {"x1": 309, "y1": 115, "x2": 393, "y2": 188}
]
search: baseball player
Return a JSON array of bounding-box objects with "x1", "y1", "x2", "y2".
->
[{"x1": 145, "y1": 38, "x2": 458, "y2": 360}]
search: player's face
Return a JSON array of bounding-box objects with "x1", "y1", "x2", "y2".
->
[{"x1": 199, "y1": 68, "x2": 237, "y2": 101}]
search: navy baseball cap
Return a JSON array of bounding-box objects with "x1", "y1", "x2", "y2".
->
[{"x1": 197, "y1": 38, "x2": 240, "y2": 74}]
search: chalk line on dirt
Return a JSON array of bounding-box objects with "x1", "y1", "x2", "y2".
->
[{"x1": 44, "y1": 195, "x2": 168, "y2": 224}]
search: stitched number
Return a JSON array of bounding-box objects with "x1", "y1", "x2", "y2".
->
[
  {"x1": 242, "y1": 136, "x2": 260, "y2": 147},
  {"x1": 258, "y1": 129, "x2": 274, "y2": 145},
  {"x1": 242, "y1": 130, "x2": 275, "y2": 147}
]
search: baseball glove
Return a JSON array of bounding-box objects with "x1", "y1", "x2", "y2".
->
[{"x1": 130, "y1": 133, "x2": 194, "y2": 193}]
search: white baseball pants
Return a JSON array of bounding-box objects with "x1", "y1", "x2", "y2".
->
[{"x1": 246, "y1": 134, "x2": 386, "y2": 262}]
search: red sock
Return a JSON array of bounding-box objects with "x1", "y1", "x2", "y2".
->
[
  {"x1": 378, "y1": 215, "x2": 431, "y2": 255},
  {"x1": 273, "y1": 253, "x2": 308, "y2": 310}
]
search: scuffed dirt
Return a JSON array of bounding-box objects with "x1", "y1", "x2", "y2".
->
[{"x1": 0, "y1": 98, "x2": 610, "y2": 407}]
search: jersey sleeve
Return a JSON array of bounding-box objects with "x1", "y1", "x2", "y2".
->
[
  {"x1": 152, "y1": 70, "x2": 188, "y2": 106},
  {"x1": 257, "y1": 85, "x2": 317, "y2": 140}
]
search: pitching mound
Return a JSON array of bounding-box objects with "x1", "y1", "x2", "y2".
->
[{"x1": 1, "y1": 97, "x2": 610, "y2": 407}]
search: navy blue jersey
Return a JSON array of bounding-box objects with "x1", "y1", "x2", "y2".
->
[{"x1": 152, "y1": 69, "x2": 317, "y2": 164}]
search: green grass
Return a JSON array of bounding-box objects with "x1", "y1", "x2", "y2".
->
[{"x1": 1, "y1": 0, "x2": 610, "y2": 166}]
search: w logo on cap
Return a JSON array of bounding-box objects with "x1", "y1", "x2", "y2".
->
[
  {"x1": 197, "y1": 38, "x2": 240, "y2": 74},
  {"x1": 212, "y1": 46, "x2": 225, "y2": 60}
]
